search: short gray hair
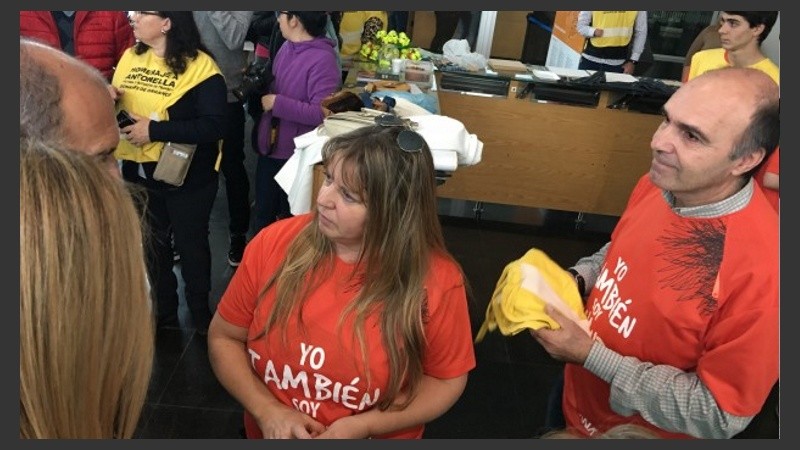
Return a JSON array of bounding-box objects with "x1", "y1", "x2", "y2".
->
[
  {"x1": 20, "y1": 38, "x2": 64, "y2": 147},
  {"x1": 19, "y1": 37, "x2": 110, "y2": 149}
]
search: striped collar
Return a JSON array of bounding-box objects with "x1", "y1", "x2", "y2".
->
[{"x1": 662, "y1": 178, "x2": 753, "y2": 218}]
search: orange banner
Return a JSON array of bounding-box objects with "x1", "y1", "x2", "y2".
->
[{"x1": 552, "y1": 11, "x2": 585, "y2": 53}]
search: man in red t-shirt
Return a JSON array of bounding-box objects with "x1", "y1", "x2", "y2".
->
[{"x1": 531, "y1": 67, "x2": 779, "y2": 438}]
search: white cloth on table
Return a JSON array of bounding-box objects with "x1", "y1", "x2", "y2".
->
[
  {"x1": 275, "y1": 114, "x2": 483, "y2": 215},
  {"x1": 409, "y1": 114, "x2": 483, "y2": 166}
]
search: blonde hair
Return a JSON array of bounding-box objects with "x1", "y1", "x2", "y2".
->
[
  {"x1": 260, "y1": 125, "x2": 463, "y2": 410},
  {"x1": 541, "y1": 424, "x2": 659, "y2": 439},
  {"x1": 20, "y1": 142, "x2": 154, "y2": 438},
  {"x1": 597, "y1": 424, "x2": 659, "y2": 439}
]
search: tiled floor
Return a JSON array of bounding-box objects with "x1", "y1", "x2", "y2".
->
[{"x1": 134, "y1": 118, "x2": 778, "y2": 439}]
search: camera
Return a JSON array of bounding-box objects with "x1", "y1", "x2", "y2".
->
[{"x1": 232, "y1": 59, "x2": 273, "y2": 102}]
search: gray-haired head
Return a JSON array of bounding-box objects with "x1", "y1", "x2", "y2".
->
[{"x1": 20, "y1": 37, "x2": 121, "y2": 176}]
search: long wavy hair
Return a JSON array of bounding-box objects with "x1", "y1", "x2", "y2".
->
[
  {"x1": 134, "y1": 11, "x2": 214, "y2": 75},
  {"x1": 258, "y1": 125, "x2": 461, "y2": 410},
  {"x1": 20, "y1": 142, "x2": 154, "y2": 438}
]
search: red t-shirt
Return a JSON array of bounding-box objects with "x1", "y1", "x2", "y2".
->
[
  {"x1": 563, "y1": 175, "x2": 779, "y2": 438},
  {"x1": 217, "y1": 214, "x2": 476, "y2": 439},
  {"x1": 755, "y1": 147, "x2": 779, "y2": 212}
]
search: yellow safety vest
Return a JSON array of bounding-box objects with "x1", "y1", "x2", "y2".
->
[{"x1": 589, "y1": 11, "x2": 638, "y2": 48}]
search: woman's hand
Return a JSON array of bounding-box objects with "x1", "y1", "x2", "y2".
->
[
  {"x1": 622, "y1": 61, "x2": 636, "y2": 74},
  {"x1": 261, "y1": 94, "x2": 277, "y2": 112},
  {"x1": 121, "y1": 112, "x2": 152, "y2": 147},
  {"x1": 107, "y1": 85, "x2": 124, "y2": 102},
  {"x1": 255, "y1": 404, "x2": 326, "y2": 439},
  {"x1": 315, "y1": 414, "x2": 370, "y2": 439}
]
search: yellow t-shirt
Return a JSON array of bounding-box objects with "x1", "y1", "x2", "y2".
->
[
  {"x1": 112, "y1": 48, "x2": 221, "y2": 162},
  {"x1": 688, "y1": 48, "x2": 779, "y2": 85},
  {"x1": 475, "y1": 248, "x2": 588, "y2": 343}
]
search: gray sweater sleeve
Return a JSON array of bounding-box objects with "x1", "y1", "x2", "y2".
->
[
  {"x1": 208, "y1": 11, "x2": 253, "y2": 51},
  {"x1": 576, "y1": 11, "x2": 594, "y2": 38},
  {"x1": 571, "y1": 241, "x2": 609, "y2": 296},
  {"x1": 628, "y1": 11, "x2": 648, "y2": 62},
  {"x1": 584, "y1": 341, "x2": 754, "y2": 438}
]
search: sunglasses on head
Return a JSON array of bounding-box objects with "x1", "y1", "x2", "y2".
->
[{"x1": 373, "y1": 114, "x2": 425, "y2": 153}]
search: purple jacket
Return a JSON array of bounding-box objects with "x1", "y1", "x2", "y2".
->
[{"x1": 258, "y1": 36, "x2": 340, "y2": 159}]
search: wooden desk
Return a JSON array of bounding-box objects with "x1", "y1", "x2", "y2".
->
[
  {"x1": 434, "y1": 79, "x2": 663, "y2": 216},
  {"x1": 313, "y1": 69, "x2": 665, "y2": 217},
  {"x1": 408, "y1": 11, "x2": 529, "y2": 59}
]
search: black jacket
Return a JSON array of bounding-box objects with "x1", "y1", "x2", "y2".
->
[{"x1": 122, "y1": 74, "x2": 227, "y2": 190}]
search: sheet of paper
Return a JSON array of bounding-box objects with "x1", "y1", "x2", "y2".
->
[
  {"x1": 660, "y1": 79, "x2": 683, "y2": 88},
  {"x1": 532, "y1": 69, "x2": 560, "y2": 81},
  {"x1": 604, "y1": 72, "x2": 638, "y2": 83},
  {"x1": 488, "y1": 58, "x2": 529, "y2": 72},
  {"x1": 545, "y1": 66, "x2": 590, "y2": 78}
]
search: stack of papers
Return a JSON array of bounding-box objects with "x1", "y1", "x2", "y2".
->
[
  {"x1": 604, "y1": 72, "x2": 638, "y2": 83},
  {"x1": 545, "y1": 67, "x2": 590, "y2": 79},
  {"x1": 488, "y1": 58, "x2": 528, "y2": 72},
  {"x1": 532, "y1": 69, "x2": 560, "y2": 81},
  {"x1": 541, "y1": 67, "x2": 641, "y2": 83}
]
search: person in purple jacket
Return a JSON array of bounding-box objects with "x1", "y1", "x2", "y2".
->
[{"x1": 254, "y1": 11, "x2": 341, "y2": 232}]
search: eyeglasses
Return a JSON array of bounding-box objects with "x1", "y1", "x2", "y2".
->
[
  {"x1": 374, "y1": 114, "x2": 425, "y2": 153},
  {"x1": 133, "y1": 11, "x2": 160, "y2": 17}
]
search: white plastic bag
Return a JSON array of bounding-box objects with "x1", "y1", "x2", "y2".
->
[{"x1": 442, "y1": 39, "x2": 488, "y2": 71}]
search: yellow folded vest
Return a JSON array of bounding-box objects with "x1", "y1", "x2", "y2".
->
[{"x1": 475, "y1": 248, "x2": 588, "y2": 343}]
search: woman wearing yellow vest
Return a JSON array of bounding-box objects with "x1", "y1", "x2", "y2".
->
[
  {"x1": 577, "y1": 11, "x2": 647, "y2": 74},
  {"x1": 113, "y1": 11, "x2": 227, "y2": 334}
]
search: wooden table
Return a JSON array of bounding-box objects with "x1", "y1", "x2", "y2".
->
[
  {"x1": 434, "y1": 76, "x2": 664, "y2": 216},
  {"x1": 313, "y1": 68, "x2": 667, "y2": 217}
]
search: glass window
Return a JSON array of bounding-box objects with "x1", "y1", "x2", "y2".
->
[{"x1": 648, "y1": 11, "x2": 715, "y2": 57}]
